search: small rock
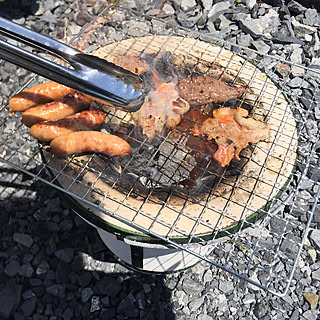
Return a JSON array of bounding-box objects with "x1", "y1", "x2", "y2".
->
[
  {"x1": 217, "y1": 15, "x2": 232, "y2": 29},
  {"x1": 242, "y1": 0, "x2": 256, "y2": 10},
  {"x1": 243, "y1": 294, "x2": 256, "y2": 304},
  {"x1": 4, "y1": 260, "x2": 21, "y2": 277},
  {"x1": 19, "y1": 263, "x2": 34, "y2": 278},
  {"x1": 276, "y1": 63, "x2": 291, "y2": 79},
  {"x1": 201, "y1": 0, "x2": 213, "y2": 12},
  {"x1": 22, "y1": 290, "x2": 35, "y2": 301},
  {"x1": 308, "y1": 249, "x2": 317, "y2": 262},
  {"x1": 302, "y1": 309, "x2": 318, "y2": 320},
  {"x1": 290, "y1": 47, "x2": 303, "y2": 64},
  {"x1": 305, "y1": 34, "x2": 312, "y2": 42},
  {"x1": 68, "y1": 24, "x2": 82, "y2": 36},
  {"x1": 239, "y1": 17, "x2": 264, "y2": 38},
  {"x1": 203, "y1": 269, "x2": 213, "y2": 284},
  {"x1": 304, "y1": 292, "x2": 319, "y2": 309},
  {"x1": 291, "y1": 18, "x2": 317, "y2": 39},
  {"x1": 188, "y1": 296, "x2": 204, "y2": 312},
  {"x1": 288, "y1": 77, "x2": 306, "y2": 88},
  {"x1": 54, "y1": 248, "x2": 74, "y2": 263},
  {"x1": 311, "y1": 268, "x2": 320, "y2": 281},
  {"x1": 162, "y1": 3, "x2": 175, "y2": 16},
  {"x1": 198, "y1": 315, "x2": 213, "y2": 320},
  {"x1": 253, "y1": 301, "x2": 267, "y2": 318},
  {"x1": 143, "y1": 283, "x2": 152, "y2": 294},
  {"x1": 20, "y1": 297, "x2": 37, "y2": 317},
  {"x1": 180, "y1": 0, "x2": 197, "y2": 12},
  {"x1": 310, "y1": 57, "x2": 320, "y2": 68},
  {"x1": 90, "y1": 296, "x2": 100, "y2": 313},
  {"x1": 237, "y1": 34, "x2": 253, "y2": 47},
  {"x1": 74, "y1": 9, "x2": 91, "y2": 26},
  {"x1": 303, "y1": 9, "x2": 320, "y2": 27},
  {"x1": 313, "y1": 33, "x2": 320, "y2": 52},
  {"x1": 290, "y1": 309, "x2": 300, "y2": 320},
  {"x1": 218, "y1": 280, "x2": 234, "y2": 294},
  {"x1": 13, "y1": 233, "x2": 33, "y2": 248},
  {"x1": 46, "y1": 284, "x2": 65, "y2": 298},
  {"x1": 36, "y1": 261, "x2": 50, "y2": 276},
  {"x1": 208, "y1": 1, "x2": 230, "y2": 22},
  {"x1": 182, "y1": 278, "x2": 204, "y2": 295},
  {"x1": 287, "y1": 0, "x2": 307, "y2": 14},
  {"x1": 177, "y1": 10, "x2": 202, "y2": 28},
  {"x1": 41, "y1": 10, "x2": 57, "y2": 24},
  {"x1": 280, "y1": 234, "x2": 300, "y2": 256},
  {"x1": 217, "y1": 293, "x2": 228, "y2": 312},
  {"x1": 299, "y1": 176, "x2": 315, "y2": 190},
  {"x1": 127, "y1": 21, "x2": 150, "y2": 37},
  {"x1": 291, "y1": 65, "x2": 305, "y2": 77},
  {"x1": 146, "y1": 8, "x2": 160, "y2": 16},
  {"x1": 34, "y1": 2, "x2": 47, "y2": 16},
  {"x1": 81, "y1": 288, "x2": 94, "y2": 303},
  {"x1": 310, "y1": 230, "x2": 320, "y2": 250},
  {"x1": 251, "y1": 39, "x2": 270, "y2": 54}
]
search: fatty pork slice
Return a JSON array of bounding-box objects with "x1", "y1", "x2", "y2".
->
[
  {"x1": 200, "y1": 107, "x2": 270, "y2": 167},
  {"x1": 177, "y1": 76, "x2": 246, "y2": 106},
  {"x1": 136, "y1": 82, "x2": 190, "y2": 142}
]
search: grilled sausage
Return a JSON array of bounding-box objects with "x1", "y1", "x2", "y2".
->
[
  {"x1": 22, "y1": 92, "x2": 92, "y2": 127},
  {"x1": 30, "y1": 110, "x2": 106, "y2": 142},
  {"x1": 9, "y1": 81, "x2": 75, "y2": 112},
  {"x1": 50, "y1": 131, "x2": 131, "y2": 156}
]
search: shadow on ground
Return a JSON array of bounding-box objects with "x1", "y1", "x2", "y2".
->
[
  {"x1": 0, "y1": 0, "x2": 39, "y2": 19},
  {"x1": 0, "y1": 170, "x2": 176, "y2": 319}
]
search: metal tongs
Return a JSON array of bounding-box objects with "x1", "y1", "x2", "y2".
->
[{"x1": 0, "y1": 17, "x2": 146, "y2": 112}]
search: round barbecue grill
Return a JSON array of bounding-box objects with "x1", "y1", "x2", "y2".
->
[
  {"x1": 0, "y1": 5, "x2": 318, "y2": 296},
  {"x1": 40, "y1": 35, "x2": 298, "y2": 272}
]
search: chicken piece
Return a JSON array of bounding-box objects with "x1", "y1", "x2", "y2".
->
[
  {"x1": 200, "y1": 107, "x2": 270, "y2": 167},
  {"x1": 136, "y1": 81, "x2": 190, "y2": 142},
  {"x1": 177, "y1": 76, "x2": 246, "y2": 106}
]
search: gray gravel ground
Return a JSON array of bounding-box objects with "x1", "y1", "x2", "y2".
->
[{"x1": 0, "y1": 0, "x2": 320, "y2": 319}]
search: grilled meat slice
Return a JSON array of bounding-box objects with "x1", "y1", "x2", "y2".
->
[
  {"x1": 200, "y1": 107, "x2": 270, "y2": 167},
  {"x1": 177, "y1": 76, "x2": 246, "y2": 106},
  {"x1": 135, "y1": 81, "x2": 190, "y2": 142}
]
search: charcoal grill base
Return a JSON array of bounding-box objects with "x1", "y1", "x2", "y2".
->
[{"x1": 96, "y1": 225, "x2": 217, "y2": 273}]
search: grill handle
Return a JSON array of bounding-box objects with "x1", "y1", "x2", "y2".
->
[{"x1": 0, "y1": 17, "x2": 146, "y2": 112}]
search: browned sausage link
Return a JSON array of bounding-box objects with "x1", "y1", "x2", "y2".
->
[
  {"x1": 30, "y1": 110, "x2": 106, "y2": 142},
  {"x1": 50, "y1": 131, "x2": 131, "y2": 157},
  {"x1": 21, "y1": 92, "x2": 92, "y2": 127},
  {"x1": 9, "y1": 81, "x2": 76, "y2": 112}
]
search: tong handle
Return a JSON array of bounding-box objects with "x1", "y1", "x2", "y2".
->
[
  {"x1": 0, "y1": 17, "x2": 146, "y2": 111},
  {"x1": 0, "y1": 16, "x2": 79, "y2": 57}
]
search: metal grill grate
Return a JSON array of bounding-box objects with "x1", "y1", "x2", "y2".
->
[{"x1": 0, "y1": 5, "x2": 319, "y2": 296}]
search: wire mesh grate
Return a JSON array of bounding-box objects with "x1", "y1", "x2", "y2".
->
[{"x1": 0, "y1": 5, "x2": 319, "y2": 296}]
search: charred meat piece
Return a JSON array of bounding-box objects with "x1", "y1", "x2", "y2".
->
[
  {"x1": 136, "y1": 81, "x2": 190, "y2": 142},
  {"x1": 111, "y1": 55, "x2": 150, "y2": 75},
  {"x1": 177, "y1": 76, "x2": 246, "y2": 105},
  {"x1": 200, "y1": 107, "x2": 270, "y2": 167}
]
